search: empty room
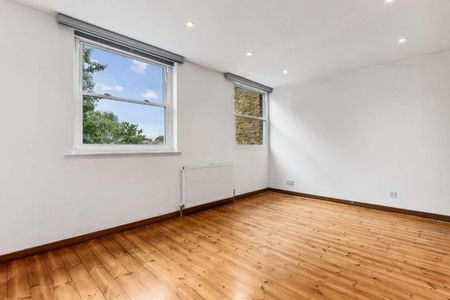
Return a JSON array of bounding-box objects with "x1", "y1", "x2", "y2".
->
[{"x1": 1, "y1": 0, "x2": 449, "y2": 299}]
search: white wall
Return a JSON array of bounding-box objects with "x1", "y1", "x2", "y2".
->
[
  {"x1": 0, "y1": 0, "x2": 268, "y2": 255},
  {"x1": 270, "y1": 50, "x2": 450, "y2": 216}
]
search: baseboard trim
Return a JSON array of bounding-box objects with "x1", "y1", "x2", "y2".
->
[
  {"x1": 183, "y1": 188, "x2": 270, "y2": 215},
  {"x1": 269, "y1": 188, "x2": 450, "y2": 223},
  {"x1": 0, "y1": 188, "x2": 269, "y2": 264},
  {"x1": 0, "y1": 210, "x2": 179, "y2": 264}
]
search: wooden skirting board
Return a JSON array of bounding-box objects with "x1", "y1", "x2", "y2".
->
[
  {"x1": 1, "y1": 187, "x2": 448, "y2": 264},
  {"x1": 269, "y1": 188, "x2": 450, "y2": 223},
  {"x1": 0, "y1": 188, "x2": 270, "y2": 263}
]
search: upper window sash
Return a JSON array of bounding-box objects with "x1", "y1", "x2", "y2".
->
[
  {"x1": 78, "y1": 38, "x2": 171, "y2": 107},
  {"x1": 233, "y1": 84, "x2": 268, "y2": 120}
]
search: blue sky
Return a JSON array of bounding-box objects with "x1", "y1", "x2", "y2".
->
[{"x1": 88, "y1": 46, "x2": 165, "y2": 140}]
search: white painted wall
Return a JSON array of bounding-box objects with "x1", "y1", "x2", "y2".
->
[
  {"x1": 0, "y1": 1, "x2": 268, "y2": 255},
  {"x1": 270, "y1": 50, "x2": 450, "y2": 216}
]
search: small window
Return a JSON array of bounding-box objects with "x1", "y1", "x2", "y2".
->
[
  {"x1": 234, "y1": 85, "x2": 267, "y2": 145},
  {"x1": 75, "y1": 38, "x2": 174, "y2": 152}
]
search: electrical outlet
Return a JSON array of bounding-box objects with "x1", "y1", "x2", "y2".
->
[
  {"x1": 286, "y1": 179, "x2": 295, "y2": 186},
  {"x1": 389, "y1": 191, "x2": 398, "y2": 199}
]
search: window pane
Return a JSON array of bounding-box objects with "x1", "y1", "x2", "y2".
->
[
  {"x1": 235, "y1": 116, "x2": 264, "y2": 145},
  {"x1": 83, "y1": 96, "x2": 165, "y2": 145},
  {"x1": 82, "y1": 44, "x2": 165, "y2": 104},
  {"x1": 234, "y1": 86, "x2": 264, "y2": 117}
]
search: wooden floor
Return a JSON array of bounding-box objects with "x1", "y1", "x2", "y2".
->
[{"x1": 1, "y1": 192, "x2": 450, "y2": 300}]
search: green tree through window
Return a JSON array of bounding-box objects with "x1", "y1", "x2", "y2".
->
[{"x1": 82, "y1": 48, "x2": 148, "y2": 144}]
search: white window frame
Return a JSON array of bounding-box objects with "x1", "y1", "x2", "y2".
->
[
  {"x1": 71, "y1": 37, "x2": 177, "y2": 155},
  {"x1": 233, "y1": 83, "x2": 268, "y2": 147}
]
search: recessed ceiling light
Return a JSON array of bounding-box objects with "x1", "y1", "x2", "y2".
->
[
  {"x1": 283, "y1": 70, "x2": 288, "y2": 74},
  {"x1": 186, "y1": 21, "x2": 194, "y2": 28},
  {"x1": 246, "y1": 52, "x2": 253, "y2": 57},
  {"x1": 398, "y1": 37, "x2": 408, "y2": 44},
  {"x1": 385, "y1": 0, "x2": 394, "y2": 4}
]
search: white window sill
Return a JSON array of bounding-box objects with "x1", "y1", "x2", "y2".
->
[
  {"x1": 234, "y1": 144, "x2": 267, "y2": 150},
  {"x1": 65, "y1": 149, "x2": 181, "y2": 157}
]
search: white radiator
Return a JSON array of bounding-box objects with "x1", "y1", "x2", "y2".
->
[{"x1": 181, "y1": 162, "x2": 234, "y2": 210}]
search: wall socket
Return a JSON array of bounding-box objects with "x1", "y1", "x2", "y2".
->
[
  {"x1": 286, "y1": 179, "x2": 295, "y2": 186},
  {"x1": 389, "y1": 191, "x2": 398, "y2": 199}
]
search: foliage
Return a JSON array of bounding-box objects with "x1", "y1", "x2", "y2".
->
[
  {"x1": 154, "y1": 135, "x2": 164, "y2": 144},
  {"x1": 82, "y1": 47, "x2": 148, "y2": 144}
]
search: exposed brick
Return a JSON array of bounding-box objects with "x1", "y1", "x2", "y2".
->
[{"x1": 234, "y1": 87, "x2": 264, "y2": 145}]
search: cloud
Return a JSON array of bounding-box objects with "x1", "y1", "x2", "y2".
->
[
  {"x1": 97, "y1": 83, "x2": 123, "y2": 92},
  {"x1": 142, "y1": 90, "x2": 158, "y2": 99},
  {"x1": 131, "y1": 60, "x2": 148, "y2": 74}
]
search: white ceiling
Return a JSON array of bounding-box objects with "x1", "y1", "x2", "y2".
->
[{"x1": 11, "y1": 0, "x2": 450, "y2": 87}]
